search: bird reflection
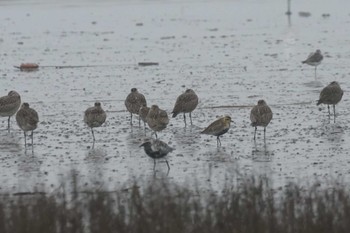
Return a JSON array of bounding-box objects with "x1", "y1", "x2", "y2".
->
[{"x1": 252, "y1": 140, "x2": 272, "y2": 161}]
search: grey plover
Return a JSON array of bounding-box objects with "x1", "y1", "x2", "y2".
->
[
  {"x1": 140, "y1": 138, "x2": 174, "y2": 171},
  {"x1": 201, "y1": 116, "x2": 233, "y2": 147},
  {"x1": 0, "y1": 91, "x2": 21, "y2": 132},
  {"x1": 125, "y1": 88, "x2": 147, "y2": 126},
  {"x1": 16, "y1": 103, "x2": 39, "y2": 147},
  {"x1": 84, "y1": 102, "x2": 107, "y2": 144},
  {"x1": 302, "y1": 49, "x2": 323, "y2": 78},
  {"x1": 171, "y1": 89, "x2": 199, "y2": 126},
  {"x1": 250, "y1": 100, "x2": 273, "y2": 141},
  {"x1": 317, "y1": 81, "x2": 343, "y2": 122},
  {"x1": 139, "y1": 106, "x2": 150, "y2": 129},
  {"x1": 146, "y1": 105, "x2": 169, "y2": 138}
]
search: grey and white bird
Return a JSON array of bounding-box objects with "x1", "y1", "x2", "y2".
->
[
  {"x1": 172, "y1": 89, "x2": 199, "y2": 126},
  {"x1": 125, "y1": 88, "x2": 147, "y2": 126},
  {"x1": 0, "y1": 90, "x2": 21, "y2": 132},
  {"x1": 250, "y1": 100, "x2": 273, "y2": 141},
  {"x1": 140, "y1": 138, "x2": 174, "y2": 171},
  {"x1": 302, "y1": 49, "x2": 323, "y2": 79},
  {"x1": 139, "y1": 106, "x2": 150, "y2": 129},
  {"x1": 84, "y1": 102, "x2": 107, "y2": 145},
  {"x1": 317, "y1": 81, "x2": 343, "y2": 122},
  {"x1": 16, "y1": 103, "x2": 39, "y2": 147},
  {"x1": 201, "y1": 116, "x2": 233, "y2": 147},
  {"x1": 146, "y1": 105, "x2": 169, "y2": 138}
]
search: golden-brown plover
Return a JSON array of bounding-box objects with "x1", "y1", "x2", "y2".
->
[{"x1": 201, "y1": 116, "x2": 233, "y2": 147}]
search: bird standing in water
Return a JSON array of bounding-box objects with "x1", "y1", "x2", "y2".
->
[
  {"x1": 16, "y1": 103, "x2": 39, "y2": 147},
  {"x1": 302, "y1": 49, "x2": 323, "y2": 79},
  {"x1": 172, "y1": 89, "x2": 199, "y2": 126},
  {"x1": 250, "y1": 100, "x2": 273, "y2": 141},
  {"x1": 84, "y1": 102, "x2": 107, "y2": 147},
  {"x1": 201, "y1": 116, "x2": 233, "y2": 147},
  {"x1": 0, "y1": 91, "x2": 21, "y2": 132},
  {"x1": 146, "y1": 105, "x2": 169, "y2": 138},
  {"x1": 125, "y1": 88, "x2": 147, "y2": 126},
  {"x1": 317, "y1": 81, "x2": 343, "y2": 123}
]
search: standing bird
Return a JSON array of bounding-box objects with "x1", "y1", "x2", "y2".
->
[
  {"x1": 317, "y1": 81, "x2": 343, "y2": 122},
  {"x1": 146, "y1": 105, "x2": 169, "y2": 138},
  {"x1": 16, "y1": 103, "x2": 39, "y2": 147},
  {"x1": 201, "y1": 116, "x2": 233, "y2": 147},
  {"x1": 139, "y1": 106, "x2": 150, "y2": 129},
  {"x1": 140, "y1": 138, "x2": 174, "y2": 171},
  {"x1": 125, "y1": 88, "x2": 147, "y2": 126},
  {"x1": 171, "y1": 89, "x2": 199, "y2": 126},
  {"x1": 250, "y1": 100, "x2": 273, "y2": 141},
  {"x1": 302, "y1": 49, "x2": 323, "y2": 79},
  {"x1": 84, "y1": 102, "x2": 107, "y2": 146},
  {"x1": 0, "y1": 91, "x2": 21, "y2": 132}
]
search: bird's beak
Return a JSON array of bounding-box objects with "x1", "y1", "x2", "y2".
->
[{"x1": 139, "y1": 142, "x2": 146, "y2": 147}]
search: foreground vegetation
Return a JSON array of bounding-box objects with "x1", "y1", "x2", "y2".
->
[{"x1": 0, "y1": 177, "x2": 349, "y2": 233}]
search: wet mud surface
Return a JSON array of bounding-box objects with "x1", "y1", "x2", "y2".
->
[{"x1": 1, "y1": 0, "x2": 350, "y2": 193}]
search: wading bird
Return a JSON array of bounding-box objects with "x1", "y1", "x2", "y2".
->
[
  {"x1": 172, "y1": 89, "x2": 199, "y2": 126},
  {"x1": 139, "y1": 106, "x2": 150, "y2": 129},
  {"x1": 125, "y1": 88, "x2": 147, "y2": 126},
  {"x1": 201, "y1": 116, "x2": 233, "y2": 147},
  {"x1": 250, "y1": 100, "x2": 273, "y2": 141},
  {"x1": 302, "y1": 49, "x2": 323, "y2": 79},
  {"x1": 84, "y1": 102, "x2": 107, "y2": 146},
  {"x1": 16, "y1": 103, "x2": 39, "y2": 147},
  {"x1": 317, "y1": 81, "x2": 343, "y2": 123},
  {"x1": 146, "y1": 105, "x2": 169, "y2": 138},
  {"x1": 0, "y1": 91, "x2": 21, "y2": 132}
]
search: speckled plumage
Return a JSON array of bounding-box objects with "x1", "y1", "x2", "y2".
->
[
  {"x1": 201, "y1": 116, "x2": 233, "y2": 147},
  {"x1": 250, "y1": 100, "x2": 273, "y2": 140},
  {"x1": 84, "y1": 102, "x2": 107, "y2": 144},
  {"x1": 172, "y1": 89, "x2": 199, "y2": 126},
  {"x1": 125, "y1": 88, "x2": 147, "y2": 125},
  {"x1": 139, "y1": 106, "x2": 150, "y2": 129},
  {"x1": 16, "y1": 103, "x2": 39, "y2": 147},
  {"x1": 317, "y1": 81, "x2": 343, "y2": 122},
  {"x1": 0, "y1": 91, "x2": 21, "y2": 132},
  {"x1": 140, "y1": 138, "x2": 174, "y2": 171},
  {"x1": 302, "y1": 49, "x2": 323, "y2": 78},
  {"x1": 146, "y1": 105, "x2": 169, "y2": 138}
]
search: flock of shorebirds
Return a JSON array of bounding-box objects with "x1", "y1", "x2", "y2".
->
[{"x1": 0, "y1": 49, "x2": 344, "y2": 171}]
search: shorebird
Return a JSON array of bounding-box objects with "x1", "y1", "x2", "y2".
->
[
  {"x1": 125, "y1": 88, "x2": 147, "y2": 126},
  {"x1": 302, "y1": 49, "x2": 323, "y2": 78},
  {"x1": 140, "y1": 138, "x2": 174, "y2": 171},
  {"x1": 171, "y1": 89, "x2": 199, "y2": 126},
  {"x1": 146, "y1": 105, "x2": 169, "y2": 138},
  {"x1": 201, "y1": 116, "x2": 233, "y2": 147},
  {"x1": 250, "y1": 100, "x2": 273, "y2": 141},
  {"x1": 317, "y1": 81, "x2": 343, "y2": 122},
  {"x1": 139, "y1": 106, "x2": 150, "y2": 129},
  {"x1": 84, "y1": 102, "x2": 107, "y2": 145},
  {"x1": 0, "y1": 91, "x2": 21, "y2": 132},
  {"x1": 16, "y1": 103, "x2": 39, "y2": 147}
]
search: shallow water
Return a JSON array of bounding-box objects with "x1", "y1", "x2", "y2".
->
[{"x1": 1, "y1": 0, "x2": 350, "y2": 193}]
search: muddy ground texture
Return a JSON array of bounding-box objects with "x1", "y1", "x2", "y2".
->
[{"x1": 1, "y1": 0, "x2": 350, "y2": 193}]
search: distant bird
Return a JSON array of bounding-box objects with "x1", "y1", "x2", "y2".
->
[
  {"x1": 140, "y1": 138, "x2": 174, "y2": 171},
  {"x1": 302, "y1": 49, "x2": 323, "y2": 78},
  {"x1": 201, "y1": 116, "x2": 233, "y2": 147},
  {"x1": 172, "y1": 89, "x2": 199, "y2": 126},
  {"x1": 16, "y1": 103, "x2": 39, "y2": 147},
  {"x1": 317, "y1": 81, "x2": 343, "y2": 122},
  {"x1": 139, "y1": 106, "x2": 150, "y2": 129},
  {"x1": 146, "y1": 105, "x2": 169, "y2": 138},
  {"x1": 0, "y1": 91, "x2": 21, "y2": 132},
  {"x1": 84, "y1": 102, "x2": 107, "y2": 145},
  {"x1": 125, "y1": 88, "x2": 147, "y2": 126},
  {"x1": 250, "y1": 100, "x2": 273, "y2": 141}
]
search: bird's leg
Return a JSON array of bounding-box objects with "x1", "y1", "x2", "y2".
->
[
  {"x1": 314, "y1": 66, "x2": 317, "y2": 79},
  {"x1": 183, "y1": 113, "x2": 187, "y2": 127},
  {"x1": 217, "y1": 136, "x2": 221, "y2": 147},
  {"x1": 333, "y1": 105, "x2": 336, "y2": 123},
  {"x1": 264, "y1": 127, "x2": 266, "y2": 141},
  {"x1": 91, "y1": 128, "x2": 95, "y2": 142},
  {"x1": 190, "y1": 112, "x2": 193, "y2": 125},
  {"x1": 327, "y1": 105, "x2": 331, "y2": 118},
  {"x1": 165, "y1": 159, "x2": 170, "y2": 172},
  {"x1": 130, "y1": 113, "x2": 133, "y2": 125},
  {"x1": 7, "y1": 116, "x2": 10, "y2": 133},
  {"x1": 254, "y1": 127, "x2": 257, "y2": 141},
  {"x1": 31, "y1": 131, "x2": 34, "y2": 146},
  {"x1": 153, "y1": 159, "x2": 156, "y2": 171},
  {"x1": 24, "y1": 131, "x2": 27, "y2": 148},
  {"x1": 138, "y1": 116, "x2": 141, "y2": 128}
]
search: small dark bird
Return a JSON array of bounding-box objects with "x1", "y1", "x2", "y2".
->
[
  {"x1": 250, "y1": 100, "x2": 273, "y2": 141},
  {"x1": 201, "y1": 116, "x2": 233, "y2": 147},
  {"x1": 302, "y1": 49, "x2": 323, "y2": 79},
  {"x1": 140, "y1": 138, "x2": 174, "y2": 171},
  {"x1": 172, "y1": 89, "x2": 199, "y2": 126},
  {"x1": 146, "y1": 105, "x2": 169, "y2": 138},
  {"x1": 0, "y1": 90, "x2": 21, "y2": 132},
  {"x1": 16, "y1": 103, "x2": 39, "y2": 147},
  {"x1": 125, "y1": 88, "x2": 147, "y2": 126},
  {"x1": 317, "y1": 81, "x2": 343, "y2": 122},
  {"x1": 139, "y1": 106, "x2": 150, "y2": 129},
  {"x1": 84, "y1": 102, "x2": 107, "y2": 145}
]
